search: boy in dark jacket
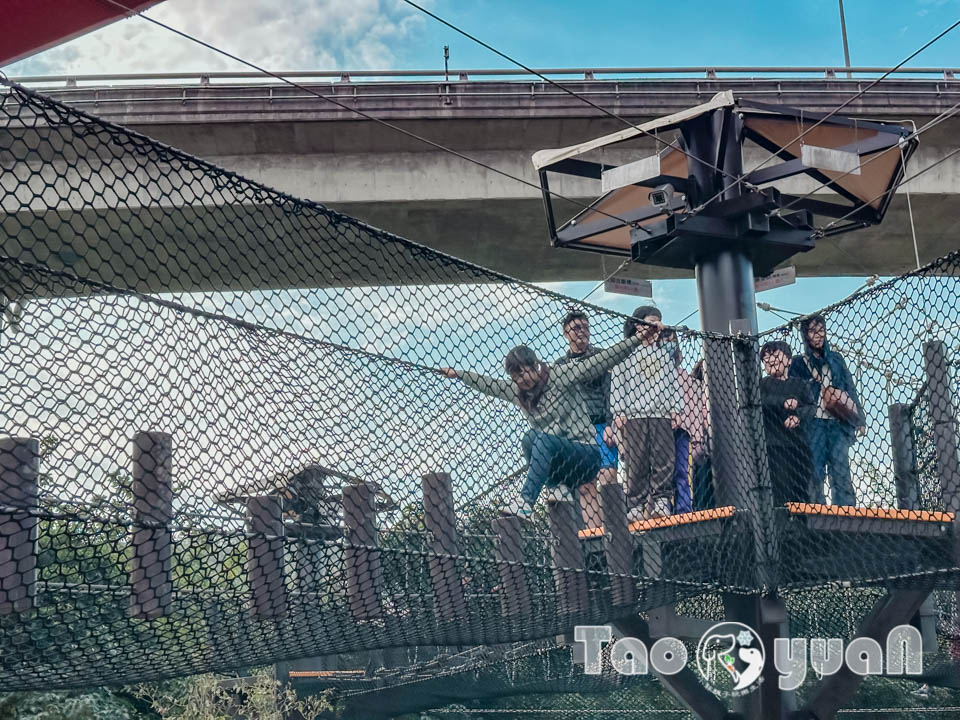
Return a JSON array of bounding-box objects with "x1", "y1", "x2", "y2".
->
[
  {"x1": 760, "y1": 340, "x2": 815, "y2": 506},
  {"x1": 790, "y1": 315, "x2": 865, "y2": 506}
]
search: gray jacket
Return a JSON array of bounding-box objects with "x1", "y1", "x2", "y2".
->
[
  {"x1": 460, "y1": 336, "x2": 641, "y2": 444},
  {"x1": 609, "y1": 342, "x2": 682, "y2": 419}
]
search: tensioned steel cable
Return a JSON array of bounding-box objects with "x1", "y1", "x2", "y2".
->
[
  {"x1": 676, "y1": 17, "x2": 960, "y2": 225},
  {"x1": 398, "y1": 0, "x2": 736, "y2": 182},
  {"x1": 94, "y1": 0, "x2": 646, "y2": 232},
  {"x1": 776, "y1": 97, "x2": 960, "y2": 217},
  {"x1": 814, "y1": 144, "x2": 960, "y2": 236},
  {"x1": 400, "y1": 0, "x2": 960, "y2": 244}
]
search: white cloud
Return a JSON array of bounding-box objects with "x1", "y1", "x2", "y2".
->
[{"x1": 4, "y1": 0, "x2": 427, "y2": 76}]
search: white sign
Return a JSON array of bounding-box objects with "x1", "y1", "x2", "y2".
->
[
  {"x1": 755, "y1": 266, "x2": 797, "y2": 293},
  {"x1": 801, "y1": 144, "x2": 861, "y2": 175},
  {"x1": 604, "y1": 276, "x2": 653, "y2": 297},
  {"x1": 601, "y1": 154, "x2": 661, "y2": 193}
]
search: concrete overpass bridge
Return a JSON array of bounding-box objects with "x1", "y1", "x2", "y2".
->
[{"x1": 8, "y1": 67, "x2": 960, "y2": 286}]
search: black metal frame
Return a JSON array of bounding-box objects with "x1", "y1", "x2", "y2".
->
[{"x1": 535, "y1": 96, "x2": 915, "y2": 273}]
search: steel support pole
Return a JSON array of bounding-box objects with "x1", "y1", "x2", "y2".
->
[
  {"x1": 687, "y1": 109, "x2": 760, "y2": 512},
  {"x1": 686, "y1": 107, "x2": 785, "y2": 720}
]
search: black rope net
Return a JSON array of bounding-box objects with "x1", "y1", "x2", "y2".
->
[
  {"x1": 323, "y1": 589, "x2": 960, "y2": 717},
  {"x1": 1, "y1": 79, "x2": 959, "y2": 704}
]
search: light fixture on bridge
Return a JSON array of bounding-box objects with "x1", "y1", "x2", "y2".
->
[{"x1": 532, "y1": 91, "x2": 916, "y2": 276}]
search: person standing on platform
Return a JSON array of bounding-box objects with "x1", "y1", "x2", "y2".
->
[
  {"x1": 659, "y1": 328, "x2": 702, "y2": 515},
  {"x1": 689, "y1": 360, "x2": 714, "y2": 511},
  {"x1": 760, "y1": 340, "x2": 815, "y2": 506},
  {"x1": 554, "y1": 310, "x2": 617, "y2": 530},
  {"x1": 440, "y1": 334, "x2": 643, "y2": 519},
  {"x1": 790, "y1": 315, "x2": 865, "y2": 506},
  {"x1": 610, "y1": 306, "x2": 681, "y2": 522}
]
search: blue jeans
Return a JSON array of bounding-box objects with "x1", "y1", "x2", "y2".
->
[
  {"x1": 674, "y1": 429, "x2": 692, "y2": 514},
  {"x1": 520, "y1": 429, "x2": 601, "y2": 506},
  {"x1": 809, "y1": 418, "x2": 855, "y2": 506}
]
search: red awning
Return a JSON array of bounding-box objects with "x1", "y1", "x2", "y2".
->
[{"x1": 1, "y1": 0, "x2": 165, "y2": 68}]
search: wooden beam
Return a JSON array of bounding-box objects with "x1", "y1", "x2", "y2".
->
[
  {"x1": 599, "y1": 481, "x2": 636, "y2": 608},
  {"x1": 421, "y1": 472, "x2": 467, "y2": 621},
  {"x1": 246, "y1": 495, "x2": 287, "y2": 618},
  {"x1": 0, "y1": 437, "x2": 38, "y2": 616},
  {"x1": 889, "y1": 403, "x2": 920, "y2": 510},
  {"x1": 612, "y1": 615, "x2": 728, "y2": 720},
  {"x1": 924, "y1": 340, "x2": 960, "y2": 563},
  {"x1": 342, "y1": 483, "x2": 383, "y2": 620},
  {"x1": 492, "y1": 515, "x2": 531, "y2": 619},
  {"x1": 129, "y1": 432, "x2": 173, "y2": 620},
  {"x1": 804, "y1": 589, "x2": 931, "y2": 719},
  {"x1": 546, "y1": 496, "x2": 588, "y2": 617}
]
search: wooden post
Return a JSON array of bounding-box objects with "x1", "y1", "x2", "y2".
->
[
  {"x1": 0, "y1": 437, "x2": 38, "y2": 615},
  {"x1": 342, "y1": 483, "x2": 383, "y2": 621},
  {"x1": 923, "y1": 341, "x2": 960, "y2": 563},
  {"x1": 129, "y1": 432, "x2": 173, "y2": 620},
  {"x1": 805, "y1": 589, "x2": 931, "y2": 719},
  {"x1": 546, "y1": 496, "x2": 587, "y2": 617},
  {"x1": 599, "y1": 481, "x2": 635, "y2": 609},
  {"x1": 889, "y1": 403, "x2": 920, "y2": 510},
  {"x1": 492, "y1": 515, "x2": 531, "y2": 619},
  {"x1": 924, "y1": 341, "x2": 960, "y2": 510},
  {"x1": 246, "y1": 495, "x2": 287, "y2": 618},
  {"x1": 421, "y1": 472, "x2": 467, "y2": 621}
]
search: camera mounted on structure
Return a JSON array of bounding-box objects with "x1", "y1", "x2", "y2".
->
[{"x1": 532, "y1": 91, "x2": 916, "y2": 276}]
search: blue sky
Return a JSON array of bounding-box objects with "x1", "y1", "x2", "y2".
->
[{"x1": 395, "y1": 0, "x2": 960, "y2": 74}]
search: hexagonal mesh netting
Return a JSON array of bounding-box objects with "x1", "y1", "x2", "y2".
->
[{"x1": 1, "y1": 78, "x2": 960, "y2": 707}]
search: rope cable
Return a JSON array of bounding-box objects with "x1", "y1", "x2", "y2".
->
[
  {"x1": 91, "y1": 0, "x2": 644, "y2": 232},
  {"x1": 678, "y1": 17, "x2": 960, "y2": 225},
  {"x1": 397, "y1": 0, "x2": 737, "y2": 182}
]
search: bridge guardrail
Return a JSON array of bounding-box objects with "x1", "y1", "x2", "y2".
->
[{"x1": 10, "y1": 65, "x2": 960, "y2": 88}]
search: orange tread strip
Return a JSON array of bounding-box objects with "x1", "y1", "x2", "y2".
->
[
  {"x1": 578, "y1": 506, "x2": 736, "y2": 539},
  {"x1": 786, "y1": 502, "x2": 953, "y2": 523}
]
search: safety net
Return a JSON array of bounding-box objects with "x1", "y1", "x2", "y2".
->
[
  {"x1": 322, "y1": 589, "x2": 960, "y2": 717},
  {"x1": 1, "y1": 78, "x2": 960, "y2": 701}
]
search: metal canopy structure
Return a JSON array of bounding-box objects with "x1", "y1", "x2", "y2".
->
[{"x1": 533, "y1": 92, "x2": 916, "y2": 275}]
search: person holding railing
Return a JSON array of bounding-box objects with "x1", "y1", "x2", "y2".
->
[
  {"x1": 790, "y1": 315, "x2": 865, "y2": 506},
  {"x1": 553, "y1": 309, "x2": 618, "y2": 529},
  {"x1": 440, "y1": 332, "x2": 643, "y2": 519},
  {"x1": 609, "y1": 306, "x2": 682, "y2": 522}
]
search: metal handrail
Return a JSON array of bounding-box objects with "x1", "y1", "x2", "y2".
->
[{"x1": 10, "y1": 66, "x2": 960, "y2": 86}]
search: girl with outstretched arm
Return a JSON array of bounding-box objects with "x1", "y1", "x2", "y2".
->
[{"x1": 440, "y1": 334, "x2": 642, "y2": 518}]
